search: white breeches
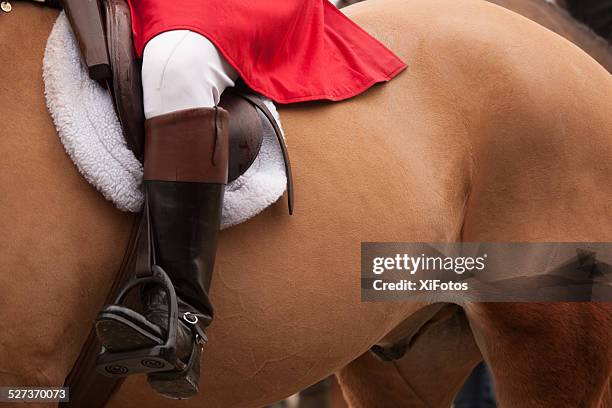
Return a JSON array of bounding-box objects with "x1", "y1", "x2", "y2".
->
[{"x1": 141, "y1": 30, "x2": 240, "y2": 119}]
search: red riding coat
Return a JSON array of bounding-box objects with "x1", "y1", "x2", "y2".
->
[{"x1": 127, "y1": 0, "x2": 407, "y2": 104}]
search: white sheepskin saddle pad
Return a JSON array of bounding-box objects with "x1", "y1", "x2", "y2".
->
[{"x1": 42, "y1": 12, "x2": 287, "y2": 229}]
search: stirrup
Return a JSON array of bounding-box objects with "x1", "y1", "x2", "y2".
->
[
  {"x1": 147, "y1": 333, "x2": 205, "y2": 399},
  {"x1": 95, "y1": 264, "x2": 182, "y2": 377}
]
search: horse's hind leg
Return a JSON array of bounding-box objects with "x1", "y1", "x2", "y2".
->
[
  {"x1": 337, "y1": 352, "x2": 431, "y2": 408},
  {"x1": 337, "y1": 309, "x2": 483, "y2": 407},
  {"x1": 464, "y1": 302, "x2": 612, "y2": 407}
]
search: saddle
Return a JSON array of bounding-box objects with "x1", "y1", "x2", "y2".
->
[
  {"x1": 57, "y1": 0, "x2": 293, "y2": 406},
  {"x1": 96, "y1": 0, "x2": 293, "y2": 191}
]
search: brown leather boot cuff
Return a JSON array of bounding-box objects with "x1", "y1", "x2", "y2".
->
[{"x1": 144, "y1": 107, "x2": 229, "y2": 184}]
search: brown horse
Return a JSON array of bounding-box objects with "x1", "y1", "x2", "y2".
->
[{"x1": 1, "y1": 0, "x2": 611, "y2": 407}]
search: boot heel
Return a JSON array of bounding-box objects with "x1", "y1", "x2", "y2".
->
[{"x1": 147, "y1": 342, "x2": 203, "y2": 399}]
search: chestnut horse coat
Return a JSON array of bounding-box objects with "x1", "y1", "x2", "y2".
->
[{"x1": 127, "y1": 0, "x2": 407, "y2": 103}]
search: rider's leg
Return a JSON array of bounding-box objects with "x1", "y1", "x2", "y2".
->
[
  {"x1": 95, "y1": 30, "x2": 239, "y2": 399},
  {"x1": 142, "y1": 30, "x2": 239, "y2": 116},
  {"x1": 142, "y1": 30, "x2": 239, "y2": 397}
]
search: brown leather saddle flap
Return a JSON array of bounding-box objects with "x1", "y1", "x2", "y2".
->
[{"x1": 104, "y1": 0, "x2": 145, "y2": 160}]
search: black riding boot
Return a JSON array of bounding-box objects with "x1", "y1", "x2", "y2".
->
[{"x1": 94, "y1": 107, "x2": 229, "y2": 399}]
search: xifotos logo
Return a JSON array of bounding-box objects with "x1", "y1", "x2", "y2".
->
[{"x1": 371, "y1": 253, "x2": 487, "y2": 275}]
